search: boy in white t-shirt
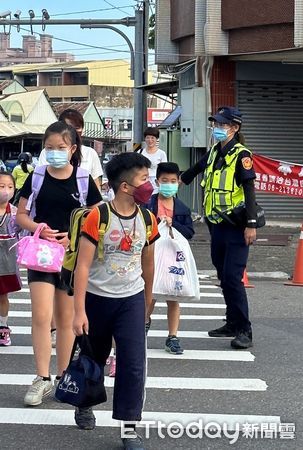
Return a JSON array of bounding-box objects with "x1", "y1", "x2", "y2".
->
[
  {"x1": 73, "y1": 152, "x2": 159, "y2": 449},
  {"x1": 140, "y1": 127, "x2": 167, "y2": 193},
  {"x1": 38, "y1": 109, "x2": 103, "y2": 188}
]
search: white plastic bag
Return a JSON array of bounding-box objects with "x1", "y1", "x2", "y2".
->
[{"x1": 152, "y1": 222, "x2": 200, "y2": 301}]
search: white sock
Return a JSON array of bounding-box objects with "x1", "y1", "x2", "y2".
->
[{"x1": 0, "y1": 315, "x2": 8, "y2": 327}]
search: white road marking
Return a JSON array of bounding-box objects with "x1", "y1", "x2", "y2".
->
[
  {"x1": 8, "y1": 299, "x2": 225, "y2": 309},
  {"x1": 10, "y1": 327, "x2": 229, "y2": 339},
  {"x1": 0, "y1": 347, "x2": 254, "y2": 361},
  {"x1": 156, "y1": 302, "x2": 225, "y2": 309},
  {"x1": 0, "y1": 408, "x2": 280, "y2": 430},
  {"x1": 0, "y1": 374, "x2": 266, "y2": 390},
  {"x1": 152, "y1": 314, "x2": 225, "y2": 320},
  {"x1": 8, "y1": 312, "x2": 226, "y2": 320}
]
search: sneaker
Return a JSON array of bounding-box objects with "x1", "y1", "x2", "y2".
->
[
  {"x1": 107, "y1": 355, "x2": 116, "y2": 377},
  {"x1": 208, "y1": 323, "x2": 236, "y2": 337},
  {"x1": 24, "y1": 376, "x2": 53, "y2": 406},
  {"x1": 51, "y1": 329, "x2": 56, "y2": 348},
  {"x1": 0, "y1": 326, "x2": 11, "y2": 346},
  {"x1": 231, "y1": 330, "x2": 253, "y2": 349},
  {"x1": 74, "y1": 407, "x2": 96, "y2": 430},
  {"x1": 165, "y1": 336, "x2": 184, "y2": 355},
  {"x1": 122, "y1": 431, "x2": 145, "y2": 450},
  {"x1": 145, "y1": 318, "x2": 151, "y2": 336}
]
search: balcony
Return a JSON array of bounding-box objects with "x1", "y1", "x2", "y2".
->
[{"x1": 26, "y1": 85, "x2": 89, "y2": 100}]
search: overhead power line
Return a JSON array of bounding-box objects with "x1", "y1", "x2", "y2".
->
[
  {"x1": 51, "y1": 6, "x2": 134, "y2": 17},
  {"x1": 103, "y1": 0, "x2": 133, "y2": 16}
]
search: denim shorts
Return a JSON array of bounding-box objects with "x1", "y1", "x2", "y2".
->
[{"x1": 27, "y1": 269, "x2": 68, "y2": 291}]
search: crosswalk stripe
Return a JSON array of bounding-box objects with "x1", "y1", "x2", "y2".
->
[
  {"x1": 7, "y1": 299, "x2": 31, "y2": 304},
  {"x1": 10, "y1": 326, "x2": 228, "y2": 339},
  {"x1": 3, "y1": 273, "x2": 277, "y2": 437},
  {"x1": 149, "y1": 330, "x2": 227, "y2": 338},
  {"x1": 156, "y1": 302, "x2": 225, "y2": 309},
  {"x1": 0, "y1": 346, "x2": 254, "y2": 361},
  {"x1": 152, "y1": 314, "x2": 225, "y2": 320},
  {"x1": 8, "y1": 311, "x2": 226, "y2": 320},
  {"x1": 14, "y1": 290, "x2": 222, "y2": 297},
  {"x1": 18, "y1": 281, "x2": 218, "y2": 289},
  {"x1": 198, "y1": 292, "x2": 223, "y2": 297},
  {"x1": 8, "y1": 299, "x2": 226, "y2": 309},
  {"x1": 199, "y1": 286, "x2": 220, "y2": 290},
  {"x1": 0, "y1": 374, "x2": 266, "y2": 390},
  {"x1": 0, "y1": 408, "x2": 281, "y2": 430}
]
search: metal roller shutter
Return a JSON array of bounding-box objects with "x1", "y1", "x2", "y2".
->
[{"x1": 238, "y1": 81, "x2": 303, "y2": 219}]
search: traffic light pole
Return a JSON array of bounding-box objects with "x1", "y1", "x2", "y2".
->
[{"x1": 133, "y1": 8, "x2": 145, "y2": 146}]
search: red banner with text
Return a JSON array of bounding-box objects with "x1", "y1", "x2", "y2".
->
[{"x1": 253, "y1": 154, "x2": 303, "y2": 198}]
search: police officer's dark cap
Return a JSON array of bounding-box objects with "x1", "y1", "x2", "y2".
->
[{"x1": 208, "y1": 106, "x2": 242, "y2": 125}]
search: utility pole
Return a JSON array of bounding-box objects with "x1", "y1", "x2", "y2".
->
[
  {"x1": 132, "y1": 0, "x2": 149, "y2": 148},
  {"x1": 0, "y1": 9, "x2": 148, "y2": 147}
]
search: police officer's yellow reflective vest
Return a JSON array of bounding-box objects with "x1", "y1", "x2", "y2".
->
[{"x1": 201, "y1": 143, "x2": 251, "y2": 224}]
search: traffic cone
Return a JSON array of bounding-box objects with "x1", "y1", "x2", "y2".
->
[
  {"x1": 285, "y1": 224, "x2": 303, "y2": 286},
  {"x1": 242, "y1": 269, "x2": 254, "y2": 288}
]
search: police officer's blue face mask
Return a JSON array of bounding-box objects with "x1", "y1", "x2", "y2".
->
[
  {"x1": 212, "y1": 127, "x2": 231, "y2": 142},
  {"x1": 46, "y1": 149, "x2": 70, "y2": 168},
  {"x1": 159, "y1": 183, "x2": 179, "y2": 198}
]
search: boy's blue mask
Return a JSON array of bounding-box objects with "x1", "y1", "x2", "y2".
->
[{"x1": 158, "y1": 183, "x2": 178, "y2": 198}]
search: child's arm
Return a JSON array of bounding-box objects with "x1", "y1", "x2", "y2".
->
[
  {"x1": 141, "y1": 243, "x2": 155, "y2": 321},
  {"x1": 16, "y1": 197, "x2": 59, "y2": 240},
  {"x1": 73, "y1": 236, "x2": 95, "y2": 336},
  {"x1": 172, "y1": 213, "x2": 195, "y2": 240}
]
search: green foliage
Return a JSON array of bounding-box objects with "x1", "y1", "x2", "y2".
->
[{"x1": 148, "y1": 13, "x2": 155, "y2": 49}]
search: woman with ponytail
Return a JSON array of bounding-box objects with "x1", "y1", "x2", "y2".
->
[{"x1": 181, "y1": 106, "x2": 257, "y2": 350}]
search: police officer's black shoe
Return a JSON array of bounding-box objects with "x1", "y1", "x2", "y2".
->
[
  {"x1": 208, "y1": 323, "x2": 236, "y2": 337},
  {"x1": 231, "y1": 330, "x2": 253, "y2": 349}
]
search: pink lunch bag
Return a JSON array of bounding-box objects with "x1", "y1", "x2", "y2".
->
[{"x1": 16, "y1": 223, "x2": 65, "y2": 273}]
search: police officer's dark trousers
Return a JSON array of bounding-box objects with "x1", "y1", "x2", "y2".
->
[{"x1": 210, "y1": 222, "x2": 251, "y2": 332}]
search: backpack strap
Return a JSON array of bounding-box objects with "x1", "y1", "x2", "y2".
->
[
  {"x1": 76, "y1": 167, "x2": 89, "y2": 207},
  {"x1": 138, "y1": 206, "x2": 153, "y2": 244},
  {"x1": 26, "y1": 165, "x2": 47, "y2": 219},
  {"x1": 96, "y1": 202, "x2": 111, "y2": 261}
]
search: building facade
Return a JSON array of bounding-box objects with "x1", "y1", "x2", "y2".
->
[
  {"x1": 155, "y1": 0, "x2": 303, "y2": 218},
  {"x1": 0, "y1": 60, "x2": 134, "y2": 106},
  {"x1": 0, "y1": 33, "x2": 74, "y2": 65}
]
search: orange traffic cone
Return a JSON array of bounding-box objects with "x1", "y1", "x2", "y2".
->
[
  {"x1": 285, "y1": 224, "x2": 303, "y2": 286},
  {"x1": 242, "y1": 269, "x2": 254, "y2": 288}
]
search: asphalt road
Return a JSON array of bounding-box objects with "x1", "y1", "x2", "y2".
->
[{"x1": 0, "y1": 270, "x2": 302, "y2": 450}]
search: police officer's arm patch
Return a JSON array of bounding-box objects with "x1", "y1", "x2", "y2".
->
[{"x1": 241, "y1": 157, "x2": 253, "y2": 170}]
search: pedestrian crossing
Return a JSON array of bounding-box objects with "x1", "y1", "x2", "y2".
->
[{"x1": 0, "y1": 269, "x2": 280, "y2": 444}]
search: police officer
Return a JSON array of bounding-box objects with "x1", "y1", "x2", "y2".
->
[{"x1": 181, "y1": 106, "x2": 257, "y2": 349}]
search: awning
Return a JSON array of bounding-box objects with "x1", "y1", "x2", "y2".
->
[
  {"x1": 137, "y1": 80, "x2": 178, "y2": 96},
  {"x1": 0, "y1": 122, "x2": 46, "y2": 138},
  {"x1": 158, "y1": 106, "x2": 182, "y2": 129}
]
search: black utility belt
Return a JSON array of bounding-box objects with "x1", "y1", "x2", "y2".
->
[{"x1": 213, "y1": 204, "x2": 265, "y2": 229}]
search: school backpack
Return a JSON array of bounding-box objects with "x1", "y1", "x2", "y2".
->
[
  {"x1": 61, "y1": 202, "x2": 153, "y2": 295},
  {"x1": 26, "y1": 165, "x2": 89, "y2": 219}
]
